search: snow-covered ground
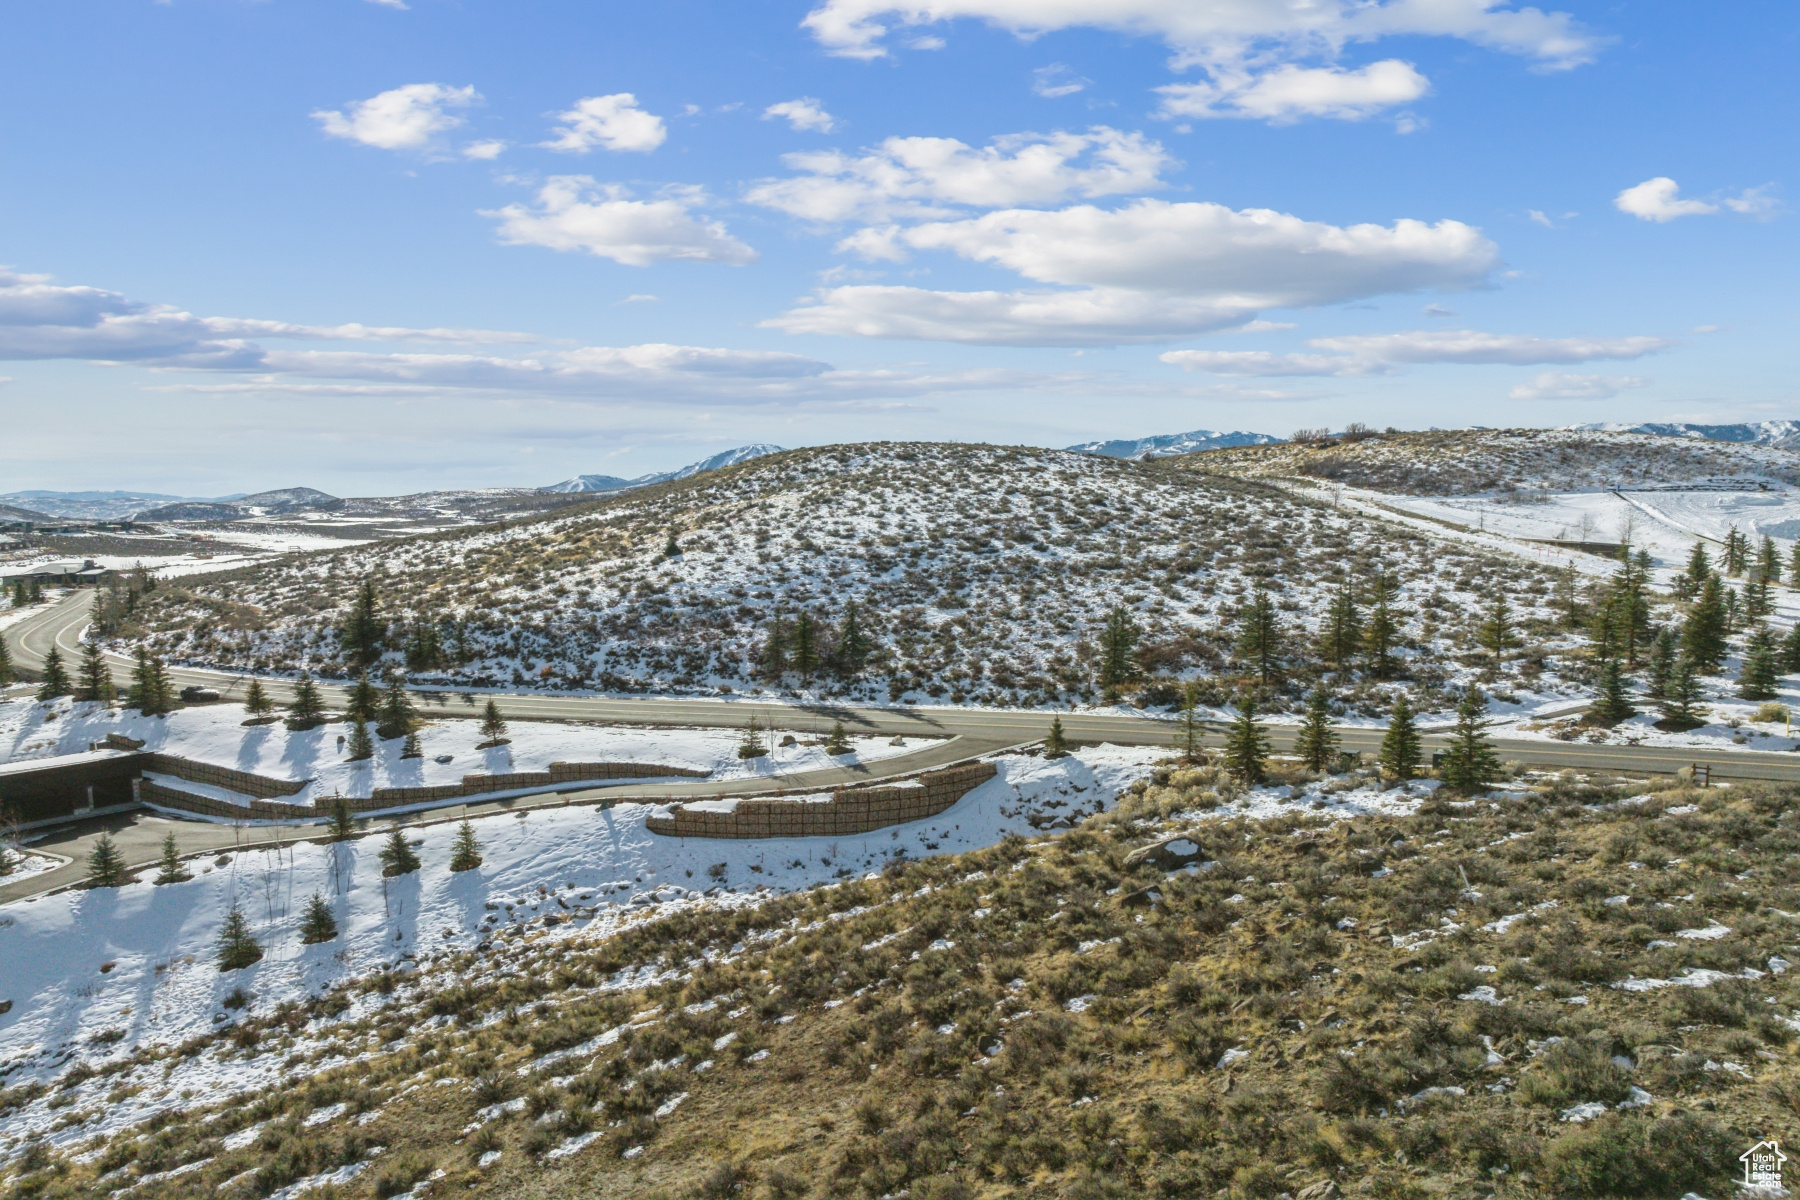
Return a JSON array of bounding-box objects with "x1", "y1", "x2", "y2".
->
[
  {"x1": 0, "y1": 745, "x2": 1162, "y2": 1154},
  {"x1": 0, "y1": 698, "x2": 931, "y2": 807},
  {"x1": 0, "y1": 550, "x2": 267, "y2": 578}
]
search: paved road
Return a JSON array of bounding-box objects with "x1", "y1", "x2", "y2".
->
[{"x1": 6, "y1": 588, "x2": 1800, "y2": 903}]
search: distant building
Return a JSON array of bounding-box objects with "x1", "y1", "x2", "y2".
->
[{"x1": 0, "y1": 559, "x2": 111, "y2": 587}]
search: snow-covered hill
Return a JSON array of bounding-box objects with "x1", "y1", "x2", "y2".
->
[
  {"x1": 1066, "y1": 428, "x2": 1282, "y2": 459},
  {"x1": 542, "y1": 444, "x2": 785, "y2": 494},
  {"x1": 1570, "y1": 419, "x2": 1800, "y2": 450},
  {"x1": 124, "y1": 442, "x2": 1590, "y2": 716},
  {"x1": 1189, "y1": 428, "x2": 1800, "y2": 495}
]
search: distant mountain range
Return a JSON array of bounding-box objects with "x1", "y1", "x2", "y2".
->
[
  {"x1": 1065, "y1": 429, "x2": 1284, "y2": 460},
  {"x1": 542, "y1": 444, "x2": 785, "y2": 494},
  {"x1": 0, "y1": 489, "x2": 242, "y2": 521},
  {"x1": 1570, "y1": 420, "x2": 1800, "y2": 450},
  {"x1": 134, "y1": 488, "x2": 343, "y2": 523}
]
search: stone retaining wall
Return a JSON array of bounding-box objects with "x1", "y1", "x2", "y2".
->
[
  {"x1": 645, "y1": 762, "x2": 998, "y2": 840},
  {"x1": 142, "y1": 753, "x2": 307, "y2": 799}
]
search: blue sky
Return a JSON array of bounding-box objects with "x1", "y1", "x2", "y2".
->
[{"x1": 1, "y1": 0, "x2": 1794, "y2": 495}]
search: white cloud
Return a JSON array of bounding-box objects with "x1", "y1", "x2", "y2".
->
[
  {"x1": 367, "y1": 0, "x2": 408, "y2": 8},
  {"x1": 312, "y1": 83, "x2": 480, "y2": 151},
  {"x1": 1723, "y1": 184, "x2": 1780, "y2": 218},
  {"x1": 1614, "y1": 177, "x2": 1716, "y2": 223},
  {"x1": 1508, "y1": 371, "x2": 1648, "y2": 400},
  {"x1": 618, "y1": 294, "x2": 661, "y2": 304},
  {"x1": 1307, "y1": 329, "x2": 1670, "y2": 364},
  {"x1": 763, "y1": 98, "x2": 837, "y2": 132},
  {"x1": 1157, "y1": 60, "x2": 1429, "y2": 122},
  {"x1": 541, "y1": 94, "x2": 667, "y2": 154},
  {"x1": 1161, "y1": 349, "x2": 1392, "y2": 376},
  {"x1": 774, "y1": 200, "x2": 1498, "y2": 344},
  {"x1": 462, "y1": 140, "x2": 507, "y2": 160},
  {"x1": 483, "y1": 177, "x2": 757, "y2": 267},
  {"x1": 745, "y1": 127, "x2": 1173, "y2": 223},
  {"x1": 1032, "y1": 64, "x2": 1089, "y2": 98}
]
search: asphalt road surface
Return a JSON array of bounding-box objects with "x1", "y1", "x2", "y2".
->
[{"x1": 5, "y1": 588, "x2": 1798, "y2": 903}]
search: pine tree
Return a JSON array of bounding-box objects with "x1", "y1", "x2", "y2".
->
[
  {"x1": 1724, "y1": 527, "x2": 1747, "y2": 575},
  {"x1": 340, "y1": 579, "x2": 385, "y2": 670},
  {"x1": 1045, "y1": 715, "x2": 1068, "y2": 759},
  {"x1": 1175, "y1": 683, "x2": 1204, "y2": 760},
  {"x1": 1785, "y1": 622, "x2": 1800, "y2": 673},
  {"x1": 1659, "y1": 656, "x2": 1708, "y2": 730},
  {"x1": 299, "y1": 893, "x2": 338, "y2": 944},
  {"x1": 479, "y1": 698, "x2": 508, "y2": 746},
  {"x1": 1645, "y1": 627, "x2": 1676, "y2": 699},
  {"x1": 149, "y1": 655, "x2": 174, "y2": 714},
  {"x1": 1760, "y1": 535, "x2": 1781, "y2": 586},
  {"x1": 737, "y1": 714, "x2": 766, "y2": 759},
  {"x1": 1747, "y1": 573, "x2": 1775, "y2": 622},
  {"x1": 346, "y1": 719, "x2": 374, "y2": 761},
  {"x1": 1681, "y1": 577, "x2": 1729, "y2": 674},
  {"x1": 346, "y1": 673, "x2": 380, "y2": 723},
  {"x1": 662, "y1": 531, "x2": 681, "y2": 559},
  {"x1": 36, "y1": 645, "x2": 72, "y2": 701},
  {"x1": 1478, "y1": 590, "x2": 1517, "y2": 655},
  {"x1": 1379, "y1": 694, "x2": 1422, "y2": 781},
  {"x1": 760, "y1": 610, "x2": 789, "y2": 681},
  {"x1": 1738, "y1": 628, "x2": 1781, "y2": 700},
  {"x1": 1556, "y1": 565, "x2": 1582, "y2": 628},
  {"x1": 329, "y1": 796, "x2": 356, "y2": 842},
  {"x1": 1439, "y1": 687, "x2": 1501, "y2": 794},
  {"x1": 379, "y1": 826, "x2": 421, "y2": 877},
  {"x1": 400, "y1": 731, "x2": 422, "y2": 759},
  {"x1": 1223, "y1": 694, "x2": 1270, "y2": 786},
  {"x1": 825, "y1": 721, "x2": 851, "y2": 755},
  {"x1": 792, "y1": 613, "x2": 820, "y2": 681},
  {"x1": 834, "y1": 602, "x2": 870, "y2": 679},
  {"x1": 243, "y1": 678, "x2": 274, "y2": 719},
  {"x1": 1789, "y1": 543, "x2": 1800, "y2": 591},
  {"x1": 449, "y1": 819, "x2": 483, "y2": 872},
  {"x1": 87, "y1": 832, "x2": 126, "y2": 887},
  {"x1": 153, "y1": 831, "x2": 190, "y2": 885},
  {"x1": 403, "y1": 622, "x2": 443, "y2": 672},
  {"x1": 1724, "y1": 585, "x2": 1742, "y2": 635},
  {"x1": 1363, "y1": 595, "x2": 1399, "y2": 679},
  {"x1": 1098, "y1": 607, "x2": 1139, "y2": 695},
  {"x1": 77, "y1": 639, "x2": 113, "y2": 704},
  {"x1": 288, "y1": 669, "x2": 325, "y2": 727},
  {"x1": 1592, "y1": 658, "x2": 1636, "y2": 725},
  {"x1": 1294, "y1": 686, "x2": 1339, "y2": 772},
  {"x1": 378, "y1": 672, "x2": 416, "y2": 738},
  {"x1": 215, "y1": 904, "x2": 263, "y2": 971},
  {"x1": 0, "y1": 634, "x2": 13, "y2": 687},
  {"x1": 1236, "y1": 591, "x2": 1282, "y2": 685},
  {"x1": 9, "y1": 580, "x2": 24, "y2": 609},
  {"x1": 1319, "y1": 579, "x2": 1361, "y2": 672}
]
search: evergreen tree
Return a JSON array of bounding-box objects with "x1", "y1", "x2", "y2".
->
[
  {"x1": 1294, "y1": 686, "x2": 1339, "y2": 772},
  {"x1": 1685, "y1": 541, "x2": 1713, "y2": 585},
  {"x1": 825, "y1": 721, "x2": 851, "y2": 755},
  {"x1": 1379, "y1": 694, "x2": 1422, "y2": 781},
  {"x1": 299, "y1": 893, "x2": 338, "y2": 944},
  {"x1": 1098, "y1": 606, "x2": 1139, "y2": 695},
  {"x1": 1659, "y1": 656, "x2": 1708, "y2": 730},
  {"x1": 1555, "y1": 565, "x2": 1582, "y2": 628},
  {"x1": 9, "y1": 579, "x2": 24, "y2": 608},
  {"x1": 1645, "y1": 627, "x2": 1676, "y2": 699},
  {"x1": 1319, "y1": 579, "x2": 1361, "y2": 672},
  {"x1": 1723, "y1": 527, "x2": 1747, "y2": 575},
  {"x1": 346, "y1": 719, "x2": 374, "y2": 761},
  {"x1": 1747, "y1": 573, "x2": 1775, "y2": 622},
  {"x1": 243, "y1": 677, "x2": 274, "y2": 719},
  {"x1": 403, "y1": 623, "x2": 443, "y2": 672},
  {"x1": 1681, "y1": 577, "x2": 1729, "y2": 674},
  {"x1": 449, "y1": 819, "x2": 483, "y2": 872},
  {"x1": 737, "y1": 714, "x2": 766, "y2": 759},
  {"x1": 29, "y1": 580, "x2": 43, "y2": 603},
  {"x1": 1723, "y1": 585, "x2": 1742, "y2": 636},
  {"x1": 1045, "y1": 715, "x2": 1068, "y2": 759},
  {"x1": 1176, "y1": 682, "x2": 1204, "y2": 761},
  {"x1": 1790, "y1": 543, "x2": 1800, "y2": 591},
  {"x1": 36, "y1": 645, "x2": 71, "y2": 701},
  {"x1": 1440, "y1": 687, "x2": 1502, "y2": 794},
  {"x1": 1235, "y1": 591, "x2": 1282, "y2": 685},
  {"x1": 340, "y1": 579, "x2": 385, "y2": 670},
  {"x1": 87, "y1": 832, "x2": 126, "y2": 888},
  {"x1": 1738, "y1": 628, "x2": 1781, "y2": 700},
  {"x1": 287, "y1": 670, "x2": 325, "y2": 727},
  {"x1": 760, "y1": 610, "x2": 789, "y2": 681},
  {"x1": 1592, "y1": 658, "x2": 1636, "y2": 725},
  {"x1": 1478, "y1": 590, "x2": 1517, "y2": 655},
  {"x1": 379, "y1": 826, "x2": 421, "y2": 877},
  {"x1": 0, "y1": 634, "x2": 13, "y2": 687},
  {"x1": 479, "y1": 698, "x2": 508, "y2": 745},
  {"x1": 345, "y1": 673, "x2": 380, "y2": 723},
  {"x1": 662, "y1": 531, "x2": 681, "y2": 559},
  {"x1": 377, "y1": 672, "x2": 416, "y2": 738},
  {"x1": 400, "y1": 731, "x2": 422, "y2": 759},
  {"x1": 329, "y1": 795, "x2": 356, "y2": 842},
  {"x1": 215, "y1": 903, "x2": 263, "y2": 971},
  {"x1": 792, "y1": 612, "x2": 820, "y2": 680},
  {"x1": 1759, "y1": 535, "x2": 1782, "y2": 586},
  {"x1": 76, "y1": 638, "x2": 113, "y2": 704},
  {"x1": 153, "y1": 831, "x2": 190, "y2": 885},
  {"x1": 834, "y1": 602, "x2": 870, "y2": 679},
  {"x1": 1786, "y1": 622, "x2": 1800, "y2": 673},
  {"x1": 1363, "y1": 595, "x2": 1399, "y2": 679},
  {"x1": 1222, "y1": 694, "x2": 1270, "y2": 785}
]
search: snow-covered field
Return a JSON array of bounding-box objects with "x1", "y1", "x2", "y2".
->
[
  {"x1": 0, "y1": 745, "x2": 1162, "y2": 1155},
  {"x1": 0, "y1": 699, "x2": 931, "y2": 806}
]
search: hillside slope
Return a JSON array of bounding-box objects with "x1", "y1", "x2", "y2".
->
[
  {"x1": 120, "y1": 443, "x2": 1589, "y2": 713},
  {"x1": 1185, "y1": 429, "x2": 1800, "y2": 496}
]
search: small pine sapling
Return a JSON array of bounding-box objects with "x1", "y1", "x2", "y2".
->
[
  {"x1": 346, "y1": 719, "x2": 374, "y2": 761},
  {"x1": 1737, "y1": 629, "x2": 1781, "y2": 701},
  {"x1": 1223, "y1": 694, "x2": 1270, "y2": 785},
  {"x1": 287, "y1": 670, "x2": 326, "y2": 729},
  {"x1": 87, "y1": 832, "x2": 126, "y2": 888},
  {"x1": 1294, "y1": 687, "x2": 1339, "y2": 773},
  {"x1": 346, "y1": 673, "x2": 379, "y2": 724},
  {"x1": 0, "y1": 633, "x2": 13, "y2": 686},
  {"x1": 1439, "y1": 687, "x2": 1501, "y2": 794},
  {"x1": 1045, "y1": 715, "x2": 1069, "y2": 759},
  {"x1": 738, "y1": 714, "x2": 767, "y2": 759},
  {"x1": 1379, "y1": 694, "x2": 1422, "y2": 782},
  {"x1": 242, "y1": 678, "x2": 274, "y2": 721},
  {"x1": 825, "y1": 721, "x2": 851, "y2": 756},
  {"x1": 449, "y1": 819, "x2": 483, "y2": 872},
  {"x1": 36, "y1": 645, "x2": 72, "y2": 701},
  {"x1": 153, "y1": 832, "x2": 191, "y2": 885},
  {"x1": 329, "y1": 796, "x2": 356, "y2": 842},
  {"x1": 216, "y1": 904, "x2": 263, "y2": 971},
  {"x1": 401, "y1": 730, "x2": 423, "y2": 759},
  {"x1": 478, "y1": 699, "x2": 509, "y2": 747},
  {"x1": 77, "y1": 639, "x2": 113, "y2": 704},
  {"x1": 1591, "y1": 658, "x2": 1637, "y2": 725},
  {"x1": 379, "y1": 826, "x2": 421, "y2": 877},
  {"x1": 299, "y1": 893, "x2": 339, "y2": 944}
]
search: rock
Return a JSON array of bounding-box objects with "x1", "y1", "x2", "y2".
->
[
  {"x1": 1125, "y1": 833, "x2": 1207, "y2": 872},
  {"x1": 1295, "y1": 1183, "x2": 1339, "y2": 1200}
]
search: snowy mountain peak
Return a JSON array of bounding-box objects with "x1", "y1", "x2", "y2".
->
[
  {"x1": 541, "y1": 444, "x2": 785, "y2": 493},
  {"x1": 1066, "y1": 429, "x2": 1284, "y2": 460},
  {"x1": 1569, "y1": 420, "x2": 1800, "y2": 450}
]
